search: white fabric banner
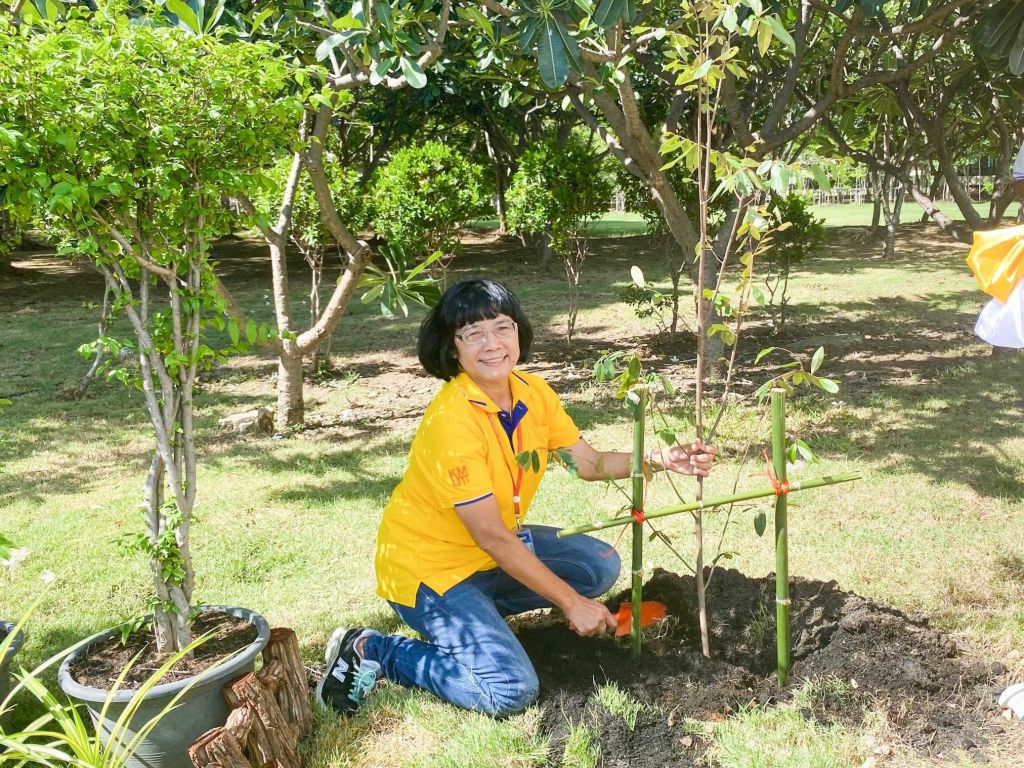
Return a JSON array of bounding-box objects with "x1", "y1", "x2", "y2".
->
[{"x1": 975, "y1": 278, "x2": 1024, "y2": 348}]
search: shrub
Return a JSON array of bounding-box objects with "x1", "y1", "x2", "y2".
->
[
  {"x1": 507, "y1": 137, "x2": 614, "y2": 341},
  {"x1": 371, "y1": 142, "x2": 486, "y2": 259}
]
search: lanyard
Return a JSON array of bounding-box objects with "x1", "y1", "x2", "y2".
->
[{"x1": 486, "y1": 414, "x2": 525, "y2": 529}]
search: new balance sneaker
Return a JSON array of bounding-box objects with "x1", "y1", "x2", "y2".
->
[{"x1": 315, "y1": 627, "x2": 382, "y2": 715}]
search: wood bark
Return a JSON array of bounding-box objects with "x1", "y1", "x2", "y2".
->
[
  {"x1": 260, "y1": 628, "x2": 312, "y2": 738},
  {"x1": 224, "y1": 673, "x2": 300, "y2": 768},
  {"x1": 189, "y1": 729, "x2": 253, "y2": 768},
  {"x1": 190, "y1": 628, "x2": 310, "y2": 768}
]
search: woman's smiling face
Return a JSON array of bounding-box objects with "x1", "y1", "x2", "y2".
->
[{"x1": 453, "y1": 314, "x2": 520, "y2": 393}]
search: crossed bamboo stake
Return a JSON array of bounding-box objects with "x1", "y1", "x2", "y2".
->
[{"x1": 558, "y1": 389, "x2": 861, "y2": 685}]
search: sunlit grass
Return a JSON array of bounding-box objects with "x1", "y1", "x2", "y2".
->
[{"x1": 1, "y1": 224, "x2": 1022, "y2": 764}]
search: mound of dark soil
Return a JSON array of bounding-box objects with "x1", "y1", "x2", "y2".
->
[{"x1": 515, "y1": 569, "x2": 1013, "y2": 767}]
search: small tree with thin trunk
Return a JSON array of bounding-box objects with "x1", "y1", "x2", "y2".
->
[
  {"x1": 0, "y1": 8, "x2": 298, "y2": 653},
  {"x1": 229, "y1": 0, "x2": 453, "y2": 430},
  {"x1": 252, "y1": 148, "x2": 367, "y2": 373},
  {"x1": 506, "y1": 136, "x2": 614, "y2": 342}
]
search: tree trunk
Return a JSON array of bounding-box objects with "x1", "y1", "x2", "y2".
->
[
  {"x1": 538, "y1": 229, "x2": 553, "y2": 273},
  {"x1": 0, "y1": 210, "x2": 15, "y2": 273},
  {"x1": 870, "y1": 171, "x2": 882, "y2": 232},
  {"x1": 494, "y1": 164, "x2": 509, "y2": 235},
  {"x1": 276, "y1": 352, "x2": 304, "y2": 431},
  {"x1": 921, "y1": 169, "x2": 941, "y2": 223}
]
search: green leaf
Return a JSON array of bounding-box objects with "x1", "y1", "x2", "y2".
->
[
  {"x1": 204, "y1": 0, "x2": 226, "y2": 32},
  {"x1": 165, "y1": 0, "x2": 201, "y2": 34},
  {"x1": 250, "y1": 8, "x2": 274, "y2": 33},
  {"x1": 460, "y1": 5, "x2": 495, "y2": 41},
  {"x1": 593, "y1": 0, "x2": 626, "y2": 29},
  {"x1": 763, "y1": 15, "x2": 795, "y2": 52},
  {"x1": 550, "y1": 16, "x2": 584, "y2": 74},
  {"x1": 374, "y1": 0, "x2": 394, "y2": 34},
  {"x1": 658, "y1": 375, "x2": 676, "y2": 397},
  {"x1": 656, "y1": 428, "x2": 676, "y2": 444},
  {"x1": 532, "y1": 451, "x2": 540, "y2": 473},
  {"x1": 753, "y1": 510, "x2": 767, "y2": 537},
  {"x1": 333, "y1": 13, "x2": 365, "y2": 30},
  {"x1": 817, "y1": 377, "x2": 840, "y2": 394},
  {"x1": 245, "y1": 319, "x2": 258, "y2": 345},
  {"x1": 795, "y1": 439, "x2": 817, "y2": 463},
  {"x1": 722, "y1": 5, "x2": 737, "y2": 31},
  {"x1": 1009, "y1": 17, "x2": 1024, "y2": 75},
  {"x1": 400, "y1": 57, "x2": 428, "y2": 88},
  {"x1": 755, "y1": 347, "x2": 775, "y2": 364},
  {"x1": 228, "y1": 319, "x2": 240, "y2": 347},
  {"x1": 537, "y1": 18, "x2": 570, "y2": 88},
  {"x1": 756, "y1": 21, "x2": 773, "y2": 56},
  {"x1": 810, "y1": 346, "x2": 824, "y2": 374},
  {"x1": 810, "y1": 164, "x2": 831, "y2": 191},
  {"x1": 626, "y1": 354, "x2": 641, "y2": 382},
  {"x1": 316, "y1": 33, "x2": 345, "y2": 62}
]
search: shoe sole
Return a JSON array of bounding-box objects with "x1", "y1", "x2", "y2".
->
[{"x1": 315, "y1": 627, "x2": 350, "y2": 712}]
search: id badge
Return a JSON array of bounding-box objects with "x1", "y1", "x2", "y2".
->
[{"x1": 516, "y1": 528, "x2": 536, "y2": 554}]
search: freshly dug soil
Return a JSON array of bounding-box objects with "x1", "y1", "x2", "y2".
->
[
  {"x1": 515, "y1": 569, "x2": 1014, "y2": 767},
  {"x1": 69, "y1": 611, "x2": 258, "y2": 689}
]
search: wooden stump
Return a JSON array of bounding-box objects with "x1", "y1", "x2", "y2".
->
[
  {"x1": 190, "y1": 627, "x2": 312, "y2": 768},
  {"x1": 188, "y1": 728, "x2": 252, "y2": 768},
  {"x1": 260, "y1": 628, "x2": 312, "y2": 738}
]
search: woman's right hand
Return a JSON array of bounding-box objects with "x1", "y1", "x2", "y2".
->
[{"x1": 564, "y1": 596, "x2": 617, "y2": 637}]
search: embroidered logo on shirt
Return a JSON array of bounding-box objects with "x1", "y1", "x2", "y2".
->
[{"x1": 448, "y1": 465, "x2": 470, "y2": 487}]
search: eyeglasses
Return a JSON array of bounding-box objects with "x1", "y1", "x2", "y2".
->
[{"x1": 454, "y1": 320, "x2": 518, "y2": 346}]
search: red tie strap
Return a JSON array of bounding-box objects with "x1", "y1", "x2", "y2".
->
[{"x1": 761, "y1": 448, "x2": 790, "y2": 496}]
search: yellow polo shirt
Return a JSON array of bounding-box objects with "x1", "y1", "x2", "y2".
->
[{"x1": 375, "y1": 369, "x2": 580, "y2": 607}]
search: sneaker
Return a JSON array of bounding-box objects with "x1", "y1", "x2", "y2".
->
[{"x1": 315, "y1": 627, "x2": 382, "y2": 715}]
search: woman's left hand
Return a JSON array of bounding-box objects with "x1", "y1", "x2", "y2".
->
[{"x1": 649, "y1": 439, "x2": 717, "y2": 476}]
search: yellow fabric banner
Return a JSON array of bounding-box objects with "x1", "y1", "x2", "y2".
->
[{"x1": 966, "y1": 224, "x2": 1024, "y2": 303}]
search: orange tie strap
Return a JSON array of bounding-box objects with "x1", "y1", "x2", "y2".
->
[{"x1": 761, "y1": 448, "x2": 790, "y2": 496}]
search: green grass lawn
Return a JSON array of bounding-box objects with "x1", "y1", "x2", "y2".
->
[
  {"x1": 809, "y1": 200, "x2": 994, "y2": 228},
  {"x1": 473, "y1": 199, "x2": 996, "y2": 237},
  {"x1": 1, "y1": 225, "x2": 1022, "y2": 767}
]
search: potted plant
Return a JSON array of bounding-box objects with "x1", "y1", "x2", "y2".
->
[
  {"x1": 0, "y1": 7, "x2": 298, "y2": 764},
  {"x1": 0, "y1": 535, "x2": 26, "y2": 730}
]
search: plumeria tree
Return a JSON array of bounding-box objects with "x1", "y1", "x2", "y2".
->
[
  {"x1": 0, "y1": 6, "x2": 299, "y2": 653},
  {"x1": 229, "y1": 0, "x2": 454, "y2": 429}
]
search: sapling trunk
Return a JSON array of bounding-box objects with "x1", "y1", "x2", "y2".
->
[
  {"x1": 771, "y1": 388, "x2": 790, "y2": 686},
  {"x1": 630, "y1": 389, "x2": 647, "y2": 657}
]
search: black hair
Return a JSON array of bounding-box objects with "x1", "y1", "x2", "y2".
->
[{"x1": 417, "y1": 279, "x2": 533, "y2": 380}]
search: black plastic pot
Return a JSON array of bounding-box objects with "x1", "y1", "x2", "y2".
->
[
  {"x1": 0, "y1": 620, "x2": 25, "y2": 730},
  {"x1": 58, "y1": 605, "x2": 270, "y2": 768}
]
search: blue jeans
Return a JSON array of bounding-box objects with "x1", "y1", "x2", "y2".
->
[{"x1": 362, "y1": 525, "x2": 620, "y2": 717}]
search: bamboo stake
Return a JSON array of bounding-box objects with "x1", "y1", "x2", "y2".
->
[
  {"x1": 557, "y1": 472, "x2": 861, "y2": 538},
  {"x1": 771, "y1": 389, "x2": 790, "y2": 686},
  {"x1": 630, "y1": 390, "x2": 647, "y2": 657}
]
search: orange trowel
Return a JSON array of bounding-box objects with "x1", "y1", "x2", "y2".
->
[{"x1": 613, "y1": 601, "x2": 668, "y2": 636}]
